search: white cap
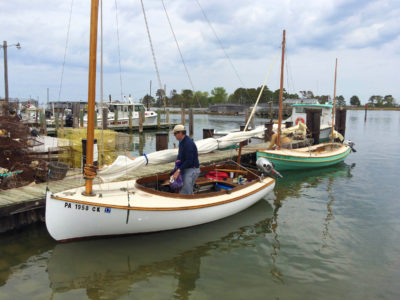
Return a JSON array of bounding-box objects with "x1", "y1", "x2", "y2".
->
[{"x1": 172, "y1": 124, "x2": 185, "y2": 133}]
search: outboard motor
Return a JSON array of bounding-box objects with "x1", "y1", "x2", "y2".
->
[
  {"x1": 256, "y1": 157, "x2": 283, "y2": 178},
  {"x1": 343, "y1": 140, "x2": 356, "y2": 152}
]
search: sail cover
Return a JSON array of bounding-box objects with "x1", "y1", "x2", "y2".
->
[{"x1": 97, "y1": 127, "x2": 266, "y2": 182}]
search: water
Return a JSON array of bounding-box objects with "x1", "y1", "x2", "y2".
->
[{"x1": 1, "y1": 110, "x2": 400, "y2": 299}]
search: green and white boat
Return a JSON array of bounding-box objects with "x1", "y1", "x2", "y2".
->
[{"x1": 256, "y1": 142, "x2": 351, "y2": 171}]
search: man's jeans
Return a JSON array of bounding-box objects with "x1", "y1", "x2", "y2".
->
[{"x1": 180, "y1": 168, "x2": 200, "y2": 195}]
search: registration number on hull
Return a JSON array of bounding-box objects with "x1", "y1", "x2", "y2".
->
[{"x1": 64, "y1": 202, "x2": 111, "y2": 214}]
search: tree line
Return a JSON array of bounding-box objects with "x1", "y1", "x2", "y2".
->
[{"x1": 139, "y1": 87, "x2": 398, "y2": 108}]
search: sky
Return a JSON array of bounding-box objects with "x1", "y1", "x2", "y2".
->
[{"x1": 0, "y1": 0, "x2": 399, "y2": 105}]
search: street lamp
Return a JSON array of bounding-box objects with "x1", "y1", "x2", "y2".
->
[{"x1": 2, "y1": 41, "x2": 21, "y2": 115}]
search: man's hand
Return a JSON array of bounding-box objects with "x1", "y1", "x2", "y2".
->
[{"x1": 173, "y1": 169, "x2": 180, "y2": 180}]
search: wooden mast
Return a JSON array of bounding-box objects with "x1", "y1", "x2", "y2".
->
[
  {"x1": 331, "y1": 58, "x2": 338, "y2": 142},
  {"x1": 277, "y1": 29, "x2": 286, "y2": 149},
  {"x1": 84, "y1": 0, "x2": 99, "y2": 196}
]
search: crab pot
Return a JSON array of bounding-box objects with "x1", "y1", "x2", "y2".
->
[{"x1": 48, "y1": 161, "x2": 69, "y2": 181}]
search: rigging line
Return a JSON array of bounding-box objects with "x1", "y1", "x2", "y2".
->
[
  {"x1": 114, "y1": 0, "x2": 124, "y2": 101},
  {"x1": 244, "y1": 50, "x2": 280, "y2": 131},
  {"x1": 140, "y1": 0, "x2": 166, "y2": 111},
  {"x1": 57, "y1": 0, "x2": 74, "y2": 102},
  {"x1": 194, "y1": 0, "x2": 246, "y2": 88},
  {"x1": 100, "y1": 0, "x2": 104, "y2": 165},
  {"x1": 160, "y1": 0, "x2": 201, "y2": 107}
]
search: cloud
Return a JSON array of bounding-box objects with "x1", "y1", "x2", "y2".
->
[{"x1": 0, "y1": 0, "x2": 399, "y2": 103}]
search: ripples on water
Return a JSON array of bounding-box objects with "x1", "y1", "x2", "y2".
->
[{"x1": 0, "y1": 110, "x2": 399, "y2": 299}]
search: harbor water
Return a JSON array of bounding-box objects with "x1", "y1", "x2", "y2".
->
[{"x1": 0, "y1": 110, "x2": 399, "y2": 299}]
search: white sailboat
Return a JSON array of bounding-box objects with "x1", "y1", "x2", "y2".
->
[{"x1": 45, "y1": 0, "x2": 276, "y2": 242}]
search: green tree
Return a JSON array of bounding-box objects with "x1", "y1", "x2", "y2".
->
[
  {"x1": 383, "y1": 95, "x2": 396, "y2": 107},
  {"x1": 316, "y1": 95, "x2": 330, "y2": 104},
  {"x1": 141, "y1": 94, "x2": 155, "y2": 109},
  {"x1": 336, "y1": 95, "x2": 346, "y2": 107},
  {"x1": 194, "y1": 91, "x2": 209, "y2": 107},
  {"x1": 210, "y1": 87, "x2": 228, "y2": 104},
  {"x1": 181, "y1": 89, "x2": 194, "y2": 107},
  {"x1": 369, "y1": 95, "x2": 383, "y2": 107},
  {"x1": 350, "y1": 95, "x2": 360, "y2": 106},
  {"x1": 155, "y1": 89, "x2": 166, "y2": 107}
]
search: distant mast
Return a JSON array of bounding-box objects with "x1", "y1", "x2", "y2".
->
[
  {"x1": 277, "y1": 29, "x2": 286, "y2": 149},
  {"x1": 331, "y1": 58, "x2": 338, "y2": 142}
]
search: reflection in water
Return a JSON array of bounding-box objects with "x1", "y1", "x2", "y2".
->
[{"x1": 47, "y1": 201, "x2": 274, "y2": 300}]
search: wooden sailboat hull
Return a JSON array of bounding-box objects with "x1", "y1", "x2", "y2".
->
[
  {"x1": 256, "y1": 143, "x2": 351, "y2": 171},
  {"x1": 45, "y1": 176, "x2": 275, "y2": 242}
]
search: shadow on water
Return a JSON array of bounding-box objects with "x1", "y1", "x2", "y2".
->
[
  {"x1": 0, "y1": 201, "x2": 276, "y2": 299},
  {"x1": 37, "y1": 201, "x2": 274, "y2": 300}
]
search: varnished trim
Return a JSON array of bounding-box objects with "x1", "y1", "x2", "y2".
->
[{"x1": 50, "y1": 179, "x2": 274, "y2": 211}]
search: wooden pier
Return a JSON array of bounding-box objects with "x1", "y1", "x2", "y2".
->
[{"x1": 0, "y1": 142, "x2": 268, "y2": 234}]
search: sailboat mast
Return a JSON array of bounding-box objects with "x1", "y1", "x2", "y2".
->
[
  {"x1": 84, "y1": 0, "x2": 99, "y2": 196},
  {"x1": 331, "y1": 58, "x2": 338, "y2": 142},
  {"x1": 277, "y1": 29, "x2": 286, "y2": 149}
]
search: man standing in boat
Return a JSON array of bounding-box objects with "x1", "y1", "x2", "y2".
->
[{"x1": 172, "y1": 124, "x2": 200, "y2": 194}]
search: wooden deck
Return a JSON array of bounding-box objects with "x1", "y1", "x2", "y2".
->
[{"x1": 0, "y1": 142, "x2": 269, "y2": 233}]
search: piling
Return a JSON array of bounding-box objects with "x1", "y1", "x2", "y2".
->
[
  {"x1": 305, "y1": 109, "x2": 321, "y2": 145},
  {"x1": 156, "y1": 133, "x2": 168, "y2": 151},
  {"x1": 102, "y1": 108, "x2": 108, "y2": 129},
  {"x1": 203, "y1": 128, "x2": 214, "y2": 139},
  {"x1": 128, "y1": 107, "x2": 132, "y2": 132},
  {"x1": 139, "y1": 110, "x2": 144, "y2": 133},
  {"x1": 157, "y1": 110, "x2": 161, "y2": 127},
  {"x1": 79, "y1": 109, "x2": 84, "y2": 128},
  {"x1": 114, "y1": 108, "x2": 118, "y2": 125},
  {"x1": 335, "y1": 108, "x2": 347, "y2": 138},
  {"x1": 55, "y1": 113, "x2": 60, "y2": 130},
  {"x1": 181, "y1": 104, "x2": 185, "y2": 125},
  {"x1": 264, "y1": 122, "x2": 273, "y2": 142},
  {"x1": 166, "y1": 109, "x2": 170, "y2": 124},
  {"x1": 364, "y1": 104, "x2": 368, "y2": 122},
  {"x1": 39, "y1": 109, "x2": 47, "y2": 135},
  {"x1": 189, "y1": 108, "x2": 194, "y2": 137}
]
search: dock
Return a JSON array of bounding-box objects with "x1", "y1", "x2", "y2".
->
[{"x1": 0, "y1": 142, "x2": 268, "y2": 234}]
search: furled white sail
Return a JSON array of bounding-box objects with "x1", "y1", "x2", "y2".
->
[{"x1": 98, "y1": 127, "x2": 266, "y2": 182}]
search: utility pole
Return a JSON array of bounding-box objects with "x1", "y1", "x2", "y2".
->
[{"x1": 2, "y1": 41, "x2": 21, "y2": 116}]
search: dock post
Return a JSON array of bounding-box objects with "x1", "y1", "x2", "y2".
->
[
  {"x1": 55, "y1": 112, "x2": 60, "y2": 131},
  {"x1": 128, "y1": 107, "x2": 132, "y2": 132},
  {"x1": 139, "y1": 110, "x2": 144, "y2": 133},
  {"x1": 189, "y1": 108, "x2": 194, "y2": 137},
  {"x1": 114, "y1": 108, "x2": 118, "y2": 125},
  {"x1": 181, "y1": 104, "x2": 185, "y2": 125},
  {"x1": 156, "y1": 133, "x2": 168, "y2": 151},
  {"x1": 364, "y1": 104, "x2": 368, "y2": 122},
  {"x1": 157, "y1": 110, "x2": 161, "y2": 127},
  {"x1": 203, "y1": 128, "x2": 214, "y2": 139},
  {"x1": 39, "y1": 109, "x2": 47, "y2": 135},
  {"x1": 305, "y1": 109, "x2": 321, "y2": 145},
  {"x1": 79, "y1": 108, "x2": 84, "y2": 128},
  {"x1": 335, "y1": 108, "x2": 347, "y2": 138},
  {"x1": 166, "y1": 109, "x2": 170, "y2": 124},
  {"x1": 102, "y1": 108, "x2": 108, "y2": 129},
  {"x1": 264, "y1": 122, "x2": 273, "y2": 142}
]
